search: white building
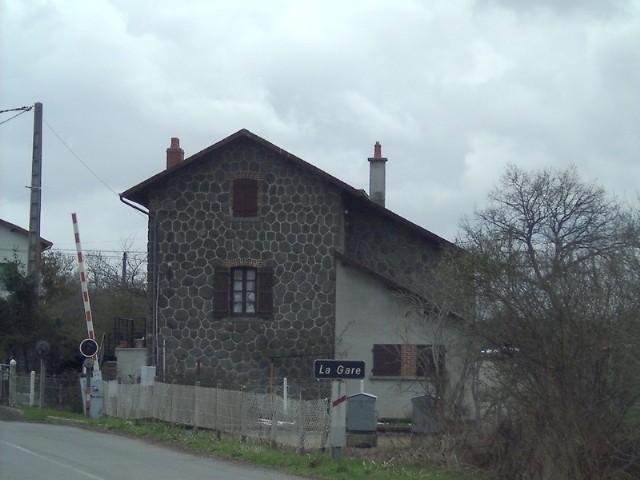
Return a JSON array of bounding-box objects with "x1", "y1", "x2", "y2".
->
[{"x1": 0, "y1": 219, "x2": 52, "y2": 297}]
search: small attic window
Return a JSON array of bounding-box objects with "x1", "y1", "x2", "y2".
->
[{"x1": 232, "y1": 178, "x2": 258, "y2": 217}]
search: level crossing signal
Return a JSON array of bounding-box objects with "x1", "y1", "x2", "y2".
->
[{"x1": 79, "y1": 338, "x2": 99, "y2": 358}]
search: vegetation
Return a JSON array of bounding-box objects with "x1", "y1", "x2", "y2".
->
[
  {"x1": 16, "y1": 407, "x2": 482, "y2": 479},
  {"x1": 450, "y1": 165, "x2": 640, "y2": 478},
  {"x1": 4, "y1": 163, "x2": 639, "y2": 478},
  {"x1": 0, "y1": 247, "x2": 146, "y2": 374}
]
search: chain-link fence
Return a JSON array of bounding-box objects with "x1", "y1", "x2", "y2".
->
[
  {"x1": 103, "y1": 381, "x2": 330, "y2": 451},
  {"x1": 4, "y1": 371, "x2": 83, "y2": 412}
]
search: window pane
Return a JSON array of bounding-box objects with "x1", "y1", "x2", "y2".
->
[{"x1": 230, "y1": 266, "x2": 258, "y2": 316}]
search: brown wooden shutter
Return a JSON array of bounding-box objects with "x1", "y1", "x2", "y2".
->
[
  {"x1": 256, "y1": 267, "x2": 273, "y2": 317},
  {"x1": 372, "y1": 344, "x2": 401, "y2": 376},
  {"x1": 233, "y1": 178, "x2": 258, "y2": 217},
  {"x1": 212, "y1": 267, "x2": 230, "y2": 318}
]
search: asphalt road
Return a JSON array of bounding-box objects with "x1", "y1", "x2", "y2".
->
[{"x1": 0, "y1": 420, "x2": 307, "y2": 480}]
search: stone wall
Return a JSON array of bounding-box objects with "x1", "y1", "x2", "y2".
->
[
  {"x1": 344, "y1": 197, "x2": 443, "y2": 298},
  {"x1": 147, "y1": 137, "x2": 344, "y2": 388}
]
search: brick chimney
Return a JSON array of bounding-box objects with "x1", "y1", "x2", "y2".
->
[
  {"x1": 368, "y1": 141, "x2": 387, "y2": 207},
  {"x1": 166, "y1": 137, "x2": 184, "y2": 169}
]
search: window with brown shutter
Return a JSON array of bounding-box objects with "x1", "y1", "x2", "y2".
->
[
  {"x1": 213, "y1": 265, "x2": 273, "y2": 319},
  {"x1": 256, "y1": 267, "x2": 273, "y2": 317},
  {"x1": 232, "y1": 178, "x2": 258, "y2": 217},
  {"x1": 212, "y1": 268, "x2": 230, "y2": 318},
  {"x1": 372, "y1": 344, "x2": 401, "y2": 376},
  {"x1": 372, "y1": 343, "x2": 446, "y2": 377}
]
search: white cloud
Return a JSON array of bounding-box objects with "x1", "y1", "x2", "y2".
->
[{"x1": 1, "y1": 0, "x2": 639, "y2": 254}]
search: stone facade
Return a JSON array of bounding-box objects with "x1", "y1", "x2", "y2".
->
[
  {"x1": 344, "y1": 197, "x2": 443, "y2": 298},
  {"x1": 147, "y1": 136, "x2": 344, "y2": 387},
  {"x1": 122, "y1": 130, "x2": 454, "y2": 391}
]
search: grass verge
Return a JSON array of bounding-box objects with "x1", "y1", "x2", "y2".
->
[{"x1": 18, "y1": 407, "x2": 483, "y2": 480}]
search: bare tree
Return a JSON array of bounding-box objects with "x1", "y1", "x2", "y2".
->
[
  {"x1": 401, "y1": 248, "x2": 482, "y2": 424},
  {"x1": 459, "y1": 164, "x2": 640, "y2": 478}
]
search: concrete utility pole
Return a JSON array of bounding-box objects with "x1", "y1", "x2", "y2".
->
[{"x1": 27, "y1": 102, "x2": 43, "y2": 294}]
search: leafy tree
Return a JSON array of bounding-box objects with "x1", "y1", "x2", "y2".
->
[
  {"x1": 0, "y1": 260, "x2": 43, "y2": 370},
  {"x1": 0, "y1": 247, "x2": 147, "y2": 374},
  {"x1": 459, "y1": 165, "x2": 640, "y2": 478}
]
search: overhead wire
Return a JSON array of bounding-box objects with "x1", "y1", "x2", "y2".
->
[
  {"x1": 2, "y1": 108, "x2": 148, "y2": 253},
  {"x1": 0, "y1": 106, "x2": 33, "y2": 125},
  {"x1": 43, "y1": 118, "x2": 119, "y2": 196}
]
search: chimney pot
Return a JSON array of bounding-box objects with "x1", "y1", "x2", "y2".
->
[
  {"x1": 166, "y1": 137, "x2": 184, "y2": 169},
  {"x1": 374, "y1": 141, "x2": 382, "y2": 158}
]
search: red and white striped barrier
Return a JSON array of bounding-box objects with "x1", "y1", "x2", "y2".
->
[{"x1": 71, "y1": 213, "x2": 100, "y2": 371}]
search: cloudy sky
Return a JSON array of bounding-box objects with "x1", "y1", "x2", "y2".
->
[{"x1": 1, "y1": 0, "x2": 639, "y2": 259}]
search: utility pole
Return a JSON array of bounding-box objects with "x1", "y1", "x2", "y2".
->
[
  {"x1": 122, "y1": 251, "x2": 128, "y2": 288},
  {"x1": 27, "y1": 102, "x2": 43, "y2": 294}
]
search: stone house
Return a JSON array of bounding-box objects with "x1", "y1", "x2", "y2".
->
[{"x1": 121, "y1": 129, "x2": 467, "y2": 418}]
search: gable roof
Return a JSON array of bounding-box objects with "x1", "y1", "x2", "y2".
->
[
  {"x1": 121, "y1": 128, "x2": 454, "y2": 248},
  {"x1": 0, "y1": 219, "x2": 53, "y2": 250}
]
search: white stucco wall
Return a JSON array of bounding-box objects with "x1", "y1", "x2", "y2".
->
[
  {"x1": 0, "y1": 224, "x2": 29, "y2": 264},
  {"x1": 0, "y1": 224, "x2": 30, "y2": 297},
  {"x1": 335, "y1": 260, "x2": 472, "y2": 419}
]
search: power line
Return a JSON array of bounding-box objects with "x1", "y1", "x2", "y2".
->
[
  {"x1": 51, "y1": 247, "x2": 147, "y2": 255},
  {"x1": 0, "y1": 106, "x2": 33, "y2": 114},
  {"x1": 0, "y1": 106, "x2": 33, "y2": 125},
  {"x1": 43, "y1": 118, "x2": 119, "y2": 196}
]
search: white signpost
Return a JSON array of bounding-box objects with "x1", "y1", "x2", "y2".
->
[{"x1": 314, "y1": 359, "x2": 365, "y2": 459}]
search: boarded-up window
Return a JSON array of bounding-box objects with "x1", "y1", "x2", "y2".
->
[
  {"x1": 372, "y1": 344, "x2": 446, "y2": 377},
  {"x1": 372, "y1": 344, "x2": 401, "y2": 376},
  {"x1": 232, "y1": 178, "x2": 258, "y2": 217}
]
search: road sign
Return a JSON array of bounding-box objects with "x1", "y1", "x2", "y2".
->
[
  {"x1": 79, "y1": 338, "x2": 99, "y2": 358},
  {"x1": 36, "y1": 341, "x2": 50, "y2": 358},
  {"x1": 314, "y1": 359, "x2": 365, "y2": 379}
]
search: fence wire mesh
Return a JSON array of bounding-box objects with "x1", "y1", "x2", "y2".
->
[
  {"x1": 103, "y1": 381, "x2": 330, "y2": 450},
  {"x1": 7, "y1": 374, "x2": 332, "y2": 451}
]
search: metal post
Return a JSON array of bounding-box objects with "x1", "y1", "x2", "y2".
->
[
  {"x1": 330, "y1": 380, "x2": 347, "y2": 460},
  {"x1": 9, "y1": 359, "x2": 16, "y2": 407},
  {"x1": 39, "y1": 358, "x2": 45, "y2": 409},
  {"x1": 283, "y1": 377, "x2": 288, "y2": 416},
  {"x1": 29, "y1": 371, "x2": 35, "y2": 406}
]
